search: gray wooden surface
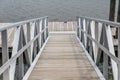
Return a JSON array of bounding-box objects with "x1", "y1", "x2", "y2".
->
[{"x1": 28, "y1": 33, "x2": 100, "y2": 80}]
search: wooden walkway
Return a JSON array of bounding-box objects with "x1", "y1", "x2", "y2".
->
[{"x1": 28, "y1": 33, "x2": 100, "y2": 80}]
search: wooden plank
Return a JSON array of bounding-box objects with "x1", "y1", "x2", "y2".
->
[{"x1": 28, "y1": 33, "x2": 100, "y2": 80}]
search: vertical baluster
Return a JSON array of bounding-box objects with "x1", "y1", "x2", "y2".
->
[
  {"x1": 33, "y1": 21, "x2": 37, "y2": 58},
  {"x1": 39, "y1": 20, "x2": 42, "y2": 48},
  {"x1": 10, "y1": 26, "x2": 22, "y2": 80},
  {"x1": 42, "y1": 19, "x2": 45, "y2": 43},
  {"x1": 27, "y1": 22, "x2": 32, "y2": 64},
  {"x1": 30, "y1": 22, "x2": 35, "y2": 62},
  {"x1": 86, "y1": 20, "x2": 90, "y2": 51},
  {"x1": 82, "y1": 18, "x2": 86, "y2": 47},
  {"x1": 36, "y1": 20, "x2": 41, "y2": 50},
  {"x1": 18, "y1": 26, "x2": 24, "y2": 80},
  {"x1": 76, "y1": 17, "x2": 79, "y2": 38},
  {"x1": 46, "y1": 17, "x2": 49, "y2": 39},
  {"x1": 44, "y1": 18, "x2": 46, "y2": 41},
  {"x1": 96, "y1": 23, "x2": 104, "y2": 65},
  {"x1": 95, "y1": 21, "x2": 99, "y2": 62},
  {"x1": 88, "y1": 20, "x2": 94, "y2": 59},
  {"x1": 103, "y1": 53, "x2": 108, "y2": 80},
  {"x1": 106, "y1": 24, "x2": 117, "y2": 80},
  {"x1": 84, "y1": 19, "x2": 88, "y2": 48},
  {"x1": 118, "y1": 27, "x2": 120, "y2": 80},
  {"x1": 41, "y1": 19, "x2": 44, "y2": 47},
  {"x1": 45, "y1": 17, "x2": 48, "y2": 40},
  {"x1": 103, "y1": 24, "x2": 108, "y2": 80},
  {"x1": 1, "y1": 30, "x2": 9, "y2": 80},
  {"x1": 44, "y1": 18, "x2": 46, "y2": 43},
  {"x1": 81, "y1": 18, "x2": 84, "y2": 45},
  {"x1": 80, "y1": 18, "x2": 83, "y2": 42},
  {"x1": 79, "y1": 18, "x2": 81, "y2": 40}
]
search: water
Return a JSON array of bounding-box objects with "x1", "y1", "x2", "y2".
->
[{"x1": 0, "y1": 0, "x2": 110, "y2": 22}]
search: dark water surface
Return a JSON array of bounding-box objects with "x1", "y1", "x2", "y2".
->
[{"x1": 0, "y1": 0, "x2": 110, "y2": 22}]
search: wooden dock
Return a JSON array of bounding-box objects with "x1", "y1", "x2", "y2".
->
[{"x1": 28, "y1": 33, "x2": 100, "y2": 80}]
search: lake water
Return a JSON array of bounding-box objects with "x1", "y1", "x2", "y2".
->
[{"x1": 0, "y1": 0, "x2": 110, "y2": 22}]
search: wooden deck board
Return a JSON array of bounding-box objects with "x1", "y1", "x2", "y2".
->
[{"x1": 28, "y1": 33, "x2": 100, "y2": 80}]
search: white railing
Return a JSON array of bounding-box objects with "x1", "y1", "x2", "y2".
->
[
  {"x1": 77, "y1": 16, "x2": 120, "y2": 80},
  {"x1": 0, "y1": 16, "x2": 48, "y2": 80}
]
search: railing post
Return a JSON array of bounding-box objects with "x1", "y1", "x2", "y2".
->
[
  {"x1": 83, "y1": 19, "x2": 87, "y2": 48},
  {"x1": 44, "y1": 18, "x2": 46, "y2": 41},
  {"x1": 76, "y1": 17, "x2": 79, "y2": 38},
  {"x1": 36, "y1": 20, "x2": 41, "y2": 50},
  {"x1": 118, "y1": 27, "x2": 120, "y2": 80},
  {"x1": 86, "y1": 20, "x2": 90, "y2": 51},
  {"x1": 27, "y1": 23, "x2": 32, "y2": 64},
  {"x1": 79, "y1": 18, "x2": 82, "y2": 40},
  {"x1": 41, "y1": 19, "x2": 44, "y2": 47},
  {"x1": 88, "y1": 20, "x2": 94, "y2": 59},
  {"x1": 1, "y1": 30, "x2": 9, "y2": 80},
  {"x1": 43, "y1": 18, "x2": 45, "y2": 43},
  {"x1": 39, "y1": 20, "x2": 42, "y2": 48},
  {"x1": 45, "y1": 17, "x2": 49, "y2": 39},
  {"x1": 81, "y1": 18, "x2": 85, "y2": 46},
  {"x1": 103, "y1": 24, "x2": 108, "y2": 80},
  {"x1": 47, "y1": 17, "x2": 49, "y2": 38},
  {"x1": 18, "y1": 26, "x2": 24, "y2": 80},
  {"x1": 95, "y1": 21, "x2": 99, "y2": 63}
]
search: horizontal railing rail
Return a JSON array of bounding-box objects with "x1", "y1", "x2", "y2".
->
[
  {"x1": 0, "y1": 16, "x2": 48, "y2": 31},
  {"x1": 79, "y1": 16, "x2": 120, "y2": 27},
  {"x1": 0, "y1": 16, "x2": 48, "y2": 80},
  {"x1": 77, "y1": 16, "x2": 120, "y2": 80}
]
